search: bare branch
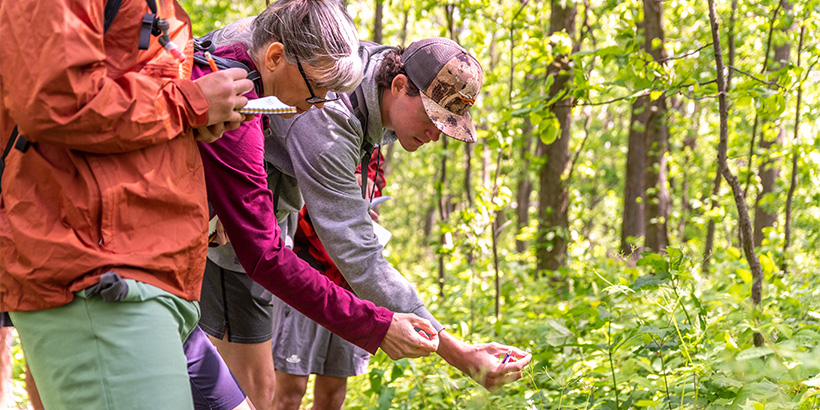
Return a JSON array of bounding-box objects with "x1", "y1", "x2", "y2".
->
[
  {"x1": 657, "y1": 43, "x2": 713, "y2": 63},
  {"x1": 727, "y1": 65, "x2": 783, "y2": 87}
]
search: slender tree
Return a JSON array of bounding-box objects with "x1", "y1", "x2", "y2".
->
[
  {"x1": 641, "y1": 0, "x2": 670, "y2": 253},
  {"x1": 783, "y1": 25, "x2": 806, "y2": 274},
  {"x1": 515, "y1": 122, "x2": 534, "y2": 254},
  {"x1": 703, "y1": 0, "x2": 738, "y2": 275},
  {"x1": 753, "y1": 0, "x2": 792, "y2": 248},
  {"x1": 707, "y1": 0, "x2": 765, "y2": 347},
  {"x1": 677, "y1": 104, "x2": 699, "y2": 241},
  {"x1": 373, "y1": 0, "x2": 383, "y2": 44},
  {"x1": 535, "y1": 0, "x2": 576, "y2": 274}
]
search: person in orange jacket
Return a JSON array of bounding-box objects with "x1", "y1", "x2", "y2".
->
[{"x1": 1, "y1": 0, "x2": 250, "y2": 409}]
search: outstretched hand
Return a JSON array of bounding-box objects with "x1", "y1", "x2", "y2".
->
[
  {"x1": 379, "y1": 313, "x2": 439, "y2": 360},
  {"x1": 437, "y1": 330, "x2": 531, "y2": 392}
]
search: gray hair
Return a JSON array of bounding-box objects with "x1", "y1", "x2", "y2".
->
[
  {"x1": 205, "y1": 17, "x2": 255, "y2": 49},
  {"x1": 230, "y1": 0, "x2": 363, "y2": 93},
  {"x1": 205, "y1": 2, "x2": 361, "y2": 92}
]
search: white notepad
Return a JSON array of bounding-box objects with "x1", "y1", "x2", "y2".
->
[
  {"x1": 372, "y1": 221, "x2": 392, "y2": 246},
  {"x1": 238, "y1": 96, "x2": 298, "y2": 115}
]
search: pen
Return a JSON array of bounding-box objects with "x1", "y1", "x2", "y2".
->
[
  {"x1": 205, "y1": 51, "x2": 219, "y2": 72},
  {"x1": 500, "y1": 349, "x2": 513, "y2": 364},
  {"x1": 413, "y1": 326, "x2": 433, "y2": 340}
]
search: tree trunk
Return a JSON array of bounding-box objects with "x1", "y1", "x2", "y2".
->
[
  {"x1": 678, "y1": 107, "x2": 698, "y2": 241},
  {"x1": 373, "y1": 0, "x2": 383, "y2": 44},
  {"x1": 783, "y1": 26, "x2": 804, "y2": 274},
  {"x1": 535, "y1": 0, "x2": 575, "y2": 275},
  {"x1": 399, "y1": 8, "x2": 409, "y2": 47},
  {"x1": 707, "y1": 0, "x2": 765, "y2": 347},
  {"x1": 621, "y1": 97, "x2": 646, "y2": 256},
  {"x1": 516, "y1": 123, "x2": 534, "y2": 254},
  {"x1": 436, "y1": 137, "x2": 449, "y2": 298},
  {"x1": 703, "y1": 0, "x2": 738, "y2": 275},
  {"x1": 753, "y1": 0, "x2": 791, "y2": 248},
  {"x1": 642, "y1": 0, "x2": 670, "y2": 253},
  {"x1": 702, "y1": 166, "x2": 722, "y2": 275},
  {"x1": 743, "y1": 2, "x2": 783, "y2": 203}
]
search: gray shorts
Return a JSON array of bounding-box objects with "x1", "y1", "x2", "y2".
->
[
  {"x1": 271, "y1": 296, "x2": 370, "y2": 378},
  {"x1": 199, "y1": 258, "x2": 275, "y2": 343}
]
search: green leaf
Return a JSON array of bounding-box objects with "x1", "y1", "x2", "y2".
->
[
  {"x1": 633, "y1": 274, "x2": 668, "y2": 290},
  {"x1": 638, "y1": 326, "x2": 669, "y2": 338},
  {"x1": 736, "y1": 347, "x2": 774, "y2": 360},
  {"x1": 377, "y1": 386, "x2": 395, "y2": 410},
  {"x1": 636, "y1": 253, "x2": 669, "y2": 275},
  {"x1": 736, "y1": 95, "x2": 752, "y2": 108},
  {"x1": 636, "y1": 400, "x2": 662, "y2": 407},
  {"x1": 737, "y1": 268, "x2": 752, "y2": 284},
  {"x1": 539, "y1": 117, "x2": 560, "y2": 145},
  {"x1": 545, "y1": 319, "x2": 574, "y2": 346},
  {"x1": 530, "y1": 112, "x2": 543, "y2": 126},
  {"x1": 598, "y1": 305, "x2": 615, "y2": 321}
]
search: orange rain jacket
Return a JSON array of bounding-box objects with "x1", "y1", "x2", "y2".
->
[{"x1": 0, "y1": 0, "x2": 211, "y2": 311}]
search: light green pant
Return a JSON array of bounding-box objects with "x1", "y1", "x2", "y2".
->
[{"x1": 10, "y1": 279, "x2": 200, "y2": 410}]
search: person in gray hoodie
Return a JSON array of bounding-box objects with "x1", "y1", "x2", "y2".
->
[{"x1": 253, "y1": 38, "x2": 532, "y2": 409}]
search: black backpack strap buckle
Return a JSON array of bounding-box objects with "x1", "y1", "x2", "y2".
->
[
  {"x1": 139, "y1": 13, "x2": 157, "y2": 50},
  {"x1": 14, "y1": 135, "x2": 30, "y2": 153}
]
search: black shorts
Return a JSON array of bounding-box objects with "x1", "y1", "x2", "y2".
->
[{"x1": 199, "y1": 258, "x2": 275, "y2": 343}]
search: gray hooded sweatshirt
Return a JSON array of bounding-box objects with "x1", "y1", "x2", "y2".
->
[{"x1": 262, "y1": 45, "x2": 444, "y2": 332}]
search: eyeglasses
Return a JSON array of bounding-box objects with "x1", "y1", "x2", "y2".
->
[{"x1": 295, "y1": 55, "x2": 340, "y2": 105}]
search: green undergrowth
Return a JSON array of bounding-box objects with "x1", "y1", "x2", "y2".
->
[{"x1": 340, "y1": 247, "x2": 820, "y2": 410}]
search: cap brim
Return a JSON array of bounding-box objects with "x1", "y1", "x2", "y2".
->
[{"x1": 420, "y1": 92, "x2": 477, "y2": 143}]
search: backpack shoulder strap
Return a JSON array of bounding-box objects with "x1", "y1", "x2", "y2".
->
[
  {"x1": 359, "y1": 141, "x2": 375, "y2": 200},
  {"x1": 346, "y1": 86, "x2": 369, "y2": 135},
  {"x1": 103, "y1": 0, "x2": 123, "y2": 33},
  {"x1": 0, "y1": 127, "x2": 20, "y2": 195},
  {"x1": 339, "y1": 90, "x2": 375, "y2": 200}
]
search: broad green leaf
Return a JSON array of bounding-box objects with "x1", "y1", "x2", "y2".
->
[
  {"x1": 736, "y1": 347, "x2": 774, "y2": 360},
  {"x1": 737, "y1": 268, "x2": 752, "y2": 284},
  {"x1": 633, "y1": 274, "x2": 667, "y2": 290},
  {"x1": 539, "y1": 117, "x2": 560, "y2": 145},
  {"x1": 598, "y1": 305, "x2": 614, "y2": 321}
]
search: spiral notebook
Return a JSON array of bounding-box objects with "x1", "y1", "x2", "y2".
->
[{"x1": 238, "y1": 96, "x2": 298, "y2": 115}]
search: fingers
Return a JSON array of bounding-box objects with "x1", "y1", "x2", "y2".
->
[
  {"x1": 380, "y1": 313, "x2": 440, "y2": 360},
  {"x1": 225, "y1": 120, "x2": 243, "y2": 132},
  {"x1": 194, "y1": 123, "x2": 223, "y2": 143},
  {"x1": 502, "y1": 351, "x2": 532, "y2": 371},
  {"x1": 496, "y1": 346, "x2": 531, "y2": 366},
  {"x1": 483, "y1": 344, "x2": 532, "y2": 391},
  {"x1": 410, "y1": 317, "x2": 439, "y2": 352},
  {"x1": 194, "y1": 68, "x2": 254, "y2": 126}
]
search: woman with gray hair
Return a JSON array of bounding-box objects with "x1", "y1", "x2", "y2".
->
[{"x1": 190, "y1": 1, "x2": 440, "y2": 410}]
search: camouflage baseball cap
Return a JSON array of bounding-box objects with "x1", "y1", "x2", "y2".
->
[{"x1": 402, "y1": 38, "x2": 483, "y2": 143}]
